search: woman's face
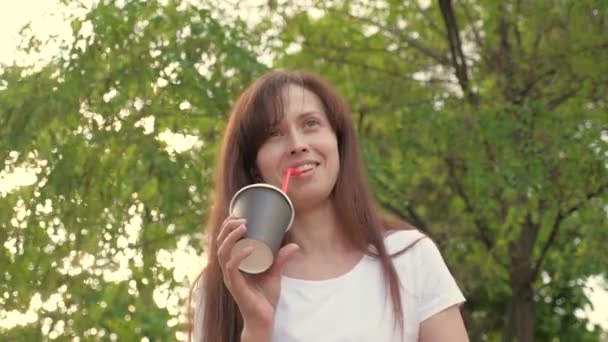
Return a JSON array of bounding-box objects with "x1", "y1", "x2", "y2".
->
[{"x1": 255, "y1": 84, "x2": 340, "y2": 210}]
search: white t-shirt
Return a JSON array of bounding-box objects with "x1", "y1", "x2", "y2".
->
[{"x1": 193, "y1": 230, "x2": 465, "y2": 342}]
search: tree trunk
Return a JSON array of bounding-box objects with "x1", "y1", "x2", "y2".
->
[
  {"x1": 504, "y1": 281, "x2": 535, "y2": 342},
  {"x1": 504, "y1": 218, "x2": 538, "y2": 342}
]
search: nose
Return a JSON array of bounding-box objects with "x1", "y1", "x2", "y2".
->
[{"x1": 288, "y1": 131, "x2": 309, "y2": 155}]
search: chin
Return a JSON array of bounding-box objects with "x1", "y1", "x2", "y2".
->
[{"x1": 290, "y1": 188, "x2": 333, "y2": 211}]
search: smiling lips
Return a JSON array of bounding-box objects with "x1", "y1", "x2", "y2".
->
[
  {"x1": 284, "y1": 162, "x2": 320, "y2": 177},
  {"x1": 294, "y1": 163, "x2": 318, "y2": 173}
]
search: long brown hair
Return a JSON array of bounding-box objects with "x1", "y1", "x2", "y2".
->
[{"x1": 188, "y1": 70, "x2": 418, "y2": 342}]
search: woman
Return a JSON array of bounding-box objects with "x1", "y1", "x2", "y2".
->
[{"x1": 189, "y1": 70, "x2": 469, "y2": 342}]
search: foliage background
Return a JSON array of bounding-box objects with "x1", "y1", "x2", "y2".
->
[{"x1": 1, "y1": 0, "x2": 607, "y2": 341}]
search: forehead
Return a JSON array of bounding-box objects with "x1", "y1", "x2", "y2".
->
[{"x1": 279, "y1": 84, "x2": 326, "y2": 118}]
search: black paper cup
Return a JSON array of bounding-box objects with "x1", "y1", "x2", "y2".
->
[{"x1": 229, "y1": 183, "x2": 295, "y2": 274}]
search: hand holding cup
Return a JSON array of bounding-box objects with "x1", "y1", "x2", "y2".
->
[{"x1": 216, "y1": 215, "x2": 299, "y2": 332}]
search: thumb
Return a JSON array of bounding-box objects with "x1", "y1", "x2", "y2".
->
[{"x1": 267, "y1": 243, "x2": 300, "y2": 277}]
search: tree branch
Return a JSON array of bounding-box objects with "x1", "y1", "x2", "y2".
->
[
  {"x1": 438, "y1": 0, "x2": 476, "y2": 104},
  {"x1": 529, "y1": 183, "x2": 608, "y2": 283},
  {"x1": 323, "y1": 6, "x2": 451, "y2": 66},
  {"x1": 405, "y1": 204, "x2": 430, "y2": 233},
  {"x1": 532, "y1": 29, "x2": 543, "y2": 56},
  {"x1": 457, "y1": 0, "x2": 484, "y2": 49},
  {"x1": 378, "y1": 196, "x2": 430, "y2": 234},
  {"x1": 514, "y1": 0, "x2": 523, "y2": 53},
  {"x1": 412, "y1": 0, "x2": 446, "y2": 37},
  {"x1": 356, "y1": 104, "x2": 366, "y2": 136},
  {"x1": 517, "y1": 68, "x2": 557, "y2": 103},
  {"x1": 548, "y1": 86, "x2": 581, "y2": 109},
  {"x1": 296, "y1": 37, "x2": 440, "y2": 72},
  {"x1": 493, "y1": 3, "x2": 518, "y2": 103},
  {"x1": 368, "y1": 168, "x2": 431, "y2": 233},
  {"x1": 300, "y1": 40, "x2": 455, "y2": 85},
  {"x1": 444, "y1": 156, "x2": 493, "y2": 249}
]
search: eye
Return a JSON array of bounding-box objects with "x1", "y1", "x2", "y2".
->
[
  {"x1": 268, "y1": 128, "x2": 283, "y2": 137},
  {"x1": 305, "y1": 119, "x2": 320, "y2": 128}
]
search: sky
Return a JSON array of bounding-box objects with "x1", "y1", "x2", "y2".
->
[
  {"x1": 0, "y1": 0, "x2": 607, "y2": 336},
  {"x1": 0, "y1": 1, "x2": 77, "y2": 68}
]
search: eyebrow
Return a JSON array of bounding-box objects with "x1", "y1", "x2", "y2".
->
[
  {"x1": 295, "y1": 111, "x2": 324, "y2": 119},
  {"x1": 270, "y1": 111, "x2": 324, "y2": 128}
]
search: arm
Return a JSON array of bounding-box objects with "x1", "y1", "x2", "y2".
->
[
  {"x1": 419, "y1": 305, "x2": 469, "y2": 342},
  {"x1": 241, "y1": 327, "x2": 272, "y2": 342},
  {"x1": 412, "y1": 237, "x2": 468, "y2": 341}
]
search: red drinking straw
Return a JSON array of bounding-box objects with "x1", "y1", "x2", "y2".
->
[{"x1": 281, "y1": 168, "x2": 302, "y2": 193}]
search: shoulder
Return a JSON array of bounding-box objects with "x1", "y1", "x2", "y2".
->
[
  {"x1": 383, "y1": 229, "x2": 428, "y2": 255},
  {"x1": 384, "y1": 230, "x2": 466, "y2": 321},
  {"x1": 383, "y1": 229, "x2": 454, "y2": 277},
  {"x1": 382, "y1": 230, "x2": 462, "y2": 294}
]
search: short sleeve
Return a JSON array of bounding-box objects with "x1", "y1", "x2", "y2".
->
[{"x1": 415, "y1": 238, "x2": 465, "y2": 322}]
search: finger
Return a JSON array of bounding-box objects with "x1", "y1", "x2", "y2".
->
[
  {"x1": 216, "y1": 217, "x2": 246, "y2": 247},
  {"x1": 216, "y1": 215, "x2": 244, "y2": 245},
  {"x1": 217, "y1": 224, "x2": 247, "y2": 266},
  {"x1": 223, "y1": 246, "x2": 254, "y2": 291},
  {"x1": 267, "y1": 243, "x2": 300, "y2": 277}
]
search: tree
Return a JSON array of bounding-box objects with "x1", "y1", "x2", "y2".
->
[
  {"x1": 1, "y1": 0, "x2": 266, "y2": 339},
  {"x1": 254, "y1": 0, "x2": 608, "y2": 340},
  {"x1": 2, "y1": 0, "x2": 607, "y2": 340}
]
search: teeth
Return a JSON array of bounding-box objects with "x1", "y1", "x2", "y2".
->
[{"x1": 295, "y1": 163, "x2": 317, "y2": 172}]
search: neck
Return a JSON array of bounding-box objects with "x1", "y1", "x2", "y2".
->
[{"x1": 285, "y1": 199, "x2": 351, "y2": 257}]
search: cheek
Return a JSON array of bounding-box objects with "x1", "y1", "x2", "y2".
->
[
  {"x1": 327, "y1": 135, "x2": 340, "y2": 161},
  {"x1": 330, "y1": 146, "x2": 341, "y2": 174},
  {"x1": 323, "y1": 139, "x2": 341, "y2": 174},
  {"x1": 256, "y1": 145, "x2": 279, "y2": 176}
]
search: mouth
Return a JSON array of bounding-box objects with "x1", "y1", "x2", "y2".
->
[{"x1": 290, "y1": 162, "x2": 320, "y2": 175}]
